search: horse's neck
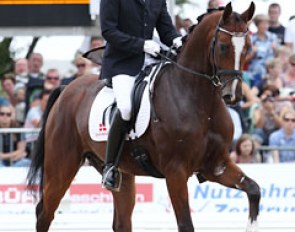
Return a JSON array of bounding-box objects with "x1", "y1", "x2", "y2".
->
[
  {"x1": 161, "y1": 64, "x2": 217, "y2": 114},
  {"x1": 178, "y1": 33, "x2": 212, "y2": 76}
]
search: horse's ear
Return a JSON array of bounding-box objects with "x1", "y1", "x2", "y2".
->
[
  {"x1": 222, "y1": 2, "x2": 232, "y2": 22},
  {"x1": 241, "y1": 1, "x2": 255, "y2": 23}
]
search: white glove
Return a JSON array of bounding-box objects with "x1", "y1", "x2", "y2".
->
[
  {"x1": 173, "y1": 36, "x2": 183, "y2": 49},
  {"x1": 143, "y1": 40, "x2": 161, "y2": 57}
]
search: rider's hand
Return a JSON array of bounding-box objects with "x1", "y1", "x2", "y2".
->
[
  {"x1": 173, "y1": 36, "x2": 183, "y2": 49},
  {"x1": 143, "y1": 40, "x2": 161, "y2": 57}
]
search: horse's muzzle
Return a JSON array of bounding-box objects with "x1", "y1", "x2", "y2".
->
[
  {"x1": 222, "y1": 93, "x2": 241, "y2": 105},
  {"x1": 221, "y1": 76, "x2": 242, "y2": 105}
]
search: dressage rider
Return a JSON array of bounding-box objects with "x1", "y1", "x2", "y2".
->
[{"x1": 100, "y1": 0, "x2": 182, "y2": 191}]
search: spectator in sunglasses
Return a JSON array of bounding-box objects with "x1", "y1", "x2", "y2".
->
[
  {"x1": 44, "y1": 69, "x2": 61, "y2": 89},
  {"x1": 0, "y1": 105, "x2": 31, "y2": 167},
  {"x1": 61, "y1": 57, "x2": 91, "y2": 85},
  {"x1": 269, "y1": 109, "x2": 295, "y2": 163}
]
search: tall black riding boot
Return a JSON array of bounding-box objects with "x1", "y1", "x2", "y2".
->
[{"x1": 102, "y1": 110, "x2": 129, "y2": 191}]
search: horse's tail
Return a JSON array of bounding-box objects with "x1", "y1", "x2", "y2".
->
[{"x1": 27, "y1": 85, "x2": 66, "y2": 199}]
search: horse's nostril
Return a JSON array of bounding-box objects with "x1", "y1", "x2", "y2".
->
[{"x1": 223, "y1": 94, "x2": 232, "y2": 103}]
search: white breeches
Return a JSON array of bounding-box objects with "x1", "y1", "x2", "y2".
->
[
  {"x1": 112, "y1": 74, "x2": 135, "y2": 121},
  {"x1": 112, "y1": 56, "x2": 157, "y2": 121}
]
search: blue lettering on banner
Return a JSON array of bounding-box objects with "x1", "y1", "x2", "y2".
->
[
  {"x1": 215, "y1": 204, "x2": 248, "y2": 213},
  {"x1": 196, "y1": 203, "x2": 295, "y2": 213},
  {"x1": 192, "y1": 183, "x2": 295, "y2": 214},
  {"x1": 194, "y1": 185, "x2": 244, "y2": 199},
  {"x1": 194, "y1": 183, "x2": 295, "y2": 199}
]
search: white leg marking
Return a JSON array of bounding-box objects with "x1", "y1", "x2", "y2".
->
[{"x1": 246, "y1": 218, "x2": 259, "y2": 232}]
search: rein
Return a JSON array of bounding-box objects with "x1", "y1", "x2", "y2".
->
[{"x1": 156, "y1": 52, "x2": 221, "y2": 87}]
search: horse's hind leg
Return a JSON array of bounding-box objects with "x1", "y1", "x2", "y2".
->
[
  {"x1": 203, "y1": 161, "x2": 260, "y2": 232},
  {"x1": 112, "y1": 173, "x2": 135, "y2": 232},
  {"x1": 36, "y1": 148, "x2": 82, "y2": 232}
]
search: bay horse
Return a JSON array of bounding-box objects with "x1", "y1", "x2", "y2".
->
[{"x1": 27, "y1": 2, "x2": 260, "y2": 232}]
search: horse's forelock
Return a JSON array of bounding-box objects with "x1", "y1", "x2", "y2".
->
[{"x1": 220, "y1": 12, "x2": 248, "y2": 31}]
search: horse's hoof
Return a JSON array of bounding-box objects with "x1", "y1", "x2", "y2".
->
[{"x1": 246, "y1": 219, "x2": 259, "y2": 232}]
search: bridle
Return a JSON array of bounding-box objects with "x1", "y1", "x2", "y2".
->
[
  {"x1": 158, "y1": 16, "x2": 249, "y2": 88},
  {"x1": 210, "y1": 18, "x2": 249, "y2": 88}
]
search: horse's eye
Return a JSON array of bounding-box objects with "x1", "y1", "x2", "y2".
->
[{"x1": 219, "y1": 43, "x2": 230, "y2": 53}]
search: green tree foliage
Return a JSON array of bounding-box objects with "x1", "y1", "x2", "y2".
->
[
  {"x1": 176, "y1": 0, "x2": 187, "y2": 4},
  {"x1": 0, "y1": 37, "x2": 40, "y2": 78},
  {"x1": 0, "y1": 38, "x2": 13, "y2": 77}
]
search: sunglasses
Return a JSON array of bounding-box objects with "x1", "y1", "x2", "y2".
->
[
  {"x1": 283, "y1": 117, "x2": 295, "y2": 122},
  {"x1": 46, "y1": 76, "x2": 59, "y2": 81},
  {"x1": 290, "y1": 62, "x2": 295, "y2": 66},
  {"x1": 76, "y1": 63, "x2": 86, "y2": 68},
  {"x1": 0, "y1": 112, "x2": 12, "y2": 117}
]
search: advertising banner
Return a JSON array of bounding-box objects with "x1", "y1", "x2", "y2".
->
[{"x1": 0, "y1": 164, "x2": 294, "y2": 229}]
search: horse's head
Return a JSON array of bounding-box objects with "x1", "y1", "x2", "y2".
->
[
  {"x1": 180, "y1": 2, "x2": 255, "y2": 105},
  {"x1": 209, "y1": 2, "x2": 255, "y2": 105}
]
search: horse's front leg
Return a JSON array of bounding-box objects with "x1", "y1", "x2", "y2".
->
[
  {"x1": 111, "y1": 172, "x2": 136, "y2": 232},
  {"x1": 203, "y1": 160, "x2": 260, "y2": 232},
  {"x1": 166, "y1": 172, "x2": 194, "y2": 232}
]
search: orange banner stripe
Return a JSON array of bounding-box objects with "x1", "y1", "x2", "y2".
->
[{"x1": 0, "y1": 0, "x2": 89, "y2": 4}]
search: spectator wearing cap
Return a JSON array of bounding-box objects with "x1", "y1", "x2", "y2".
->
[
  {"x1": 268, "y1": 3, "x2": 285, "y2": 45},
  {"x1": 269, "y1": 109, "x2": 295, "y2": 163},
  {"x1": 246, "y1": 14, "x2": 279, "y2": 88}
]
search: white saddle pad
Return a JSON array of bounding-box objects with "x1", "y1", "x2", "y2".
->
[
  {"x1": 88, "y1": 84, "x2": 150, "y2": 142},
  {"x1": 88, "y1": 63, "x2": 167, "y2": 142}
]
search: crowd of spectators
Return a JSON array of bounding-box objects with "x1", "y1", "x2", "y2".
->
[
  {"x1": 176, "y1": 2, "x2": 295, "y2": 164},
  {"x1": 1, "y1": 2, "x2": 295, "y2": 167},
  {"x1": 0, "y1": 36, "x2": 104, "y2": 167}
]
